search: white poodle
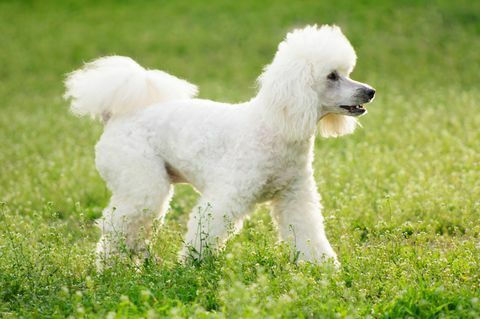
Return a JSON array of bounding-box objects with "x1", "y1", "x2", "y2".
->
[{"x1": 64, "y1": 25, "x2": 375, "y2": 267}]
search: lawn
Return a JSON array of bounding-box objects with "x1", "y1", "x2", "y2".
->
[{"x1": 1, "y1": 0, "x2": 479, "y2": 317}]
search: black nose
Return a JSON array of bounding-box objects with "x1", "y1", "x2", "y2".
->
[{"x1": 366, "y1": 88, "x2": 376, "y2": 100}]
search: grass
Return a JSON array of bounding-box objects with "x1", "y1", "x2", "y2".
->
[{"x1": 1, "y1": 0, "x2": 479, "y2": 317}]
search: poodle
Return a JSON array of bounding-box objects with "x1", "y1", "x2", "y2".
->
[{"x1": 64, "y1": 25, "x2": 375, "y2": 268}]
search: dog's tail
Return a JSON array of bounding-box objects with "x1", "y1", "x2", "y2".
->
[{"x1": 64, "y1": 56, "x2": 198, "y2": 122}]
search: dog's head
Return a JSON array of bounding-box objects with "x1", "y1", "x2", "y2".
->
[{"x1": 258, "y1": 25, "x2": 375, "y2": 140}]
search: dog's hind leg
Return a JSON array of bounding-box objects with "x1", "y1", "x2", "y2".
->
[{"x1": 95, "y1": 144, "x2": 173, "y2": 269}]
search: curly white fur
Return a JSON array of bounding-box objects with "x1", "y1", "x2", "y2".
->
[{"x1": 65, "y1": 25, "x2": 375, "y2": 268}]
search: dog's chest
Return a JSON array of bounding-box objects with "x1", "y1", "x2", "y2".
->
[{"x1": 256, "y1": 141, "x2": 311, "y2": 201}]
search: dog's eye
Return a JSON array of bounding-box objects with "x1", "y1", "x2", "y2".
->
[{"x1": 327, "y1": 72, "x2": 339, "y2": 81}]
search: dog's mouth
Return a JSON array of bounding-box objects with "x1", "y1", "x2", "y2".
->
[{"x1": 339, "y1": 104, "x2": 367, "y2": 115}]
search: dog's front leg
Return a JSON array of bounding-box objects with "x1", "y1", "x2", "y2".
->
[
  {"x1": 271, "y1": 175, "x2": 339, "y2": 266},
  {"x1": 180, "y1": 195, "x2": 252, "y2": 261}
]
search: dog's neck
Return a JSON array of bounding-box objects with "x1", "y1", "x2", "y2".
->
[{"x1": 250, "y1": 94, "x2": 319, "y2": 143}]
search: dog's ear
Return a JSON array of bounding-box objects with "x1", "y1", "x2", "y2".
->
[
  {"x1": 257, "y1": 59, "x2": 318, "y2": 141},
  {"x1": 318, "y1": 114, "x2": 358, "y2": 138}
]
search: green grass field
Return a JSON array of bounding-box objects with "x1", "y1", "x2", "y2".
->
[{"x1": 1, "y1": 0, "x2": 479, "y2": 317}]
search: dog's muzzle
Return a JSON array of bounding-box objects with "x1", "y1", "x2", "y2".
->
[
  {"x1": 341, "y1": 87, "x2": 375, "y2": 116},
  {"x1": 339, "y1": 104, "x2": 367, "y2": 115}
]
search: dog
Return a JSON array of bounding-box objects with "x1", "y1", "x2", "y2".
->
[{"x1": 64, "y1": 25, "x2": 375, "y2": 268}]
